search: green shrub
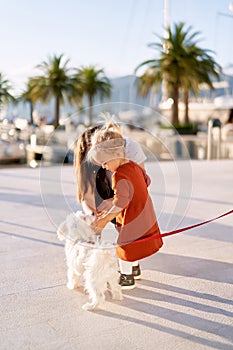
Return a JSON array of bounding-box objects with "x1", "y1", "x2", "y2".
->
[{"x1": 159, "y1": 123, "x2": 197, "y2": 135}]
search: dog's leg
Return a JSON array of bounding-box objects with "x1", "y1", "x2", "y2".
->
[
  {"x1": 82, "y1": 300, "x2": 98, "y2": 311},
  {"x1": 82, "y1": 274, "x2": 105, "y2": 311},
  {"x1": 82, "y1": 291, "x2": 105, "y2": 311},
  {"x1": 66, "y1": 245, "x2": 88, "y2": 289},
  {"x1": 74, "y1": 246, "x2": 87, "y2": 277},
  {"x1": 108, "y1": 273, "x2": 123, "y2": 301},
  {"x1": 110, "y1": 286, "x2": 123, "y2": 301},
  {"x1": 82, "y1": 289, "x2": 99, "y2": 310},
  {"x1": 66, "y1": 266, "x2": 80, "y2": 289},
  {"x1": 82, "y1": 276, "x2": 100, "y2": 310}
]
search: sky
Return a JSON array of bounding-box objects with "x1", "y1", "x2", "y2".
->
[{"x1": 1, "y1": 0, "x2": 233, "y2": 93}]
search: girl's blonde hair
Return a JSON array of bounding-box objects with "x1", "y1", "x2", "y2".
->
[
  {"x1": 91, "y1": 128, "x2": 122, "y2": 148},
  {"x1": 88, "y1": 127, "x2": 125, "y2": 165}
]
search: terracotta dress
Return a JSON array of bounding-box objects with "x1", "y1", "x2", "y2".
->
[{"x1": 112, "y1": 161, "x2": 163, "y2": 262}]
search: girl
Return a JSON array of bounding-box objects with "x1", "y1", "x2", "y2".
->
[
  {"x1": 74, "y1": 125, "x2": 114, "y2": 215},
  {"x1": 74, "y1": 122, "x2": 147, "y2": 214},
  {"x1": 88, "y1": 129, "x2": 163, "y2": 289}
]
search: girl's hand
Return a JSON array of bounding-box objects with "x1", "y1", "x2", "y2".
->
[
  {"x1": 97, "y1": 199, "x2": 113, "y2": 213},
  {"x1": 91, "y1": 217, "x2": 107, "y2": 235}
]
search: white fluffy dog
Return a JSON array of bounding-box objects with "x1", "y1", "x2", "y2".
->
[{"x1": 57, "y1": 211, "x2": 122, "y2": 310}]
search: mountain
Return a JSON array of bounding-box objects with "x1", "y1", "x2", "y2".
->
[{"x1": 110, "y1": 75, "x2": 154, "y2": 106}]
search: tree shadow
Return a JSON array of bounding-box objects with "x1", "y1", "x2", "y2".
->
[
  {"x1": 142, "y1": 252, "x2": 233, "y2": 284},
  {"x1": 0, "y1": 230, "x2": 63, "y2": 247},
  {"x1": 123, "y1": 282, "x2": 233, "y2": 317},
  {"x1": 154, "y1": 191, "x2": 233, "y2": 207},
  {"x1": 97, "y1": 300, "x2": 233, "y2": 350},
  {"x1": 0, "y1": 192, "x2": 44, "y2": 207},
  {"x1": 139, "y1": 279, "x2": 233, "y2": 306},
  {"x1": 1, "y1": 220, "x2": 54, "y2": 235},
  {"x1": 118, "y1": 292, "x2": 233, "y2": 343}
]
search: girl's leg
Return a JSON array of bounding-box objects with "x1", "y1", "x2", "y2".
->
[
  {"x1": 118, "y1": 260, "x2": 139, "y2": 272},
  {"x1": 118, "y1": 259, "x2": 133, "y2": 274},
  {"x1": 118, "y1": 258, "x2": 136, "y2": 289},
  {"x1": 132, "y1": 260, "x2": 141, "y2": 279}
]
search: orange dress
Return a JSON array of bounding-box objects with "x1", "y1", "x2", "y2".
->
[{"x1": 112, "y1": 161, "x2": 163, "y2": 261}]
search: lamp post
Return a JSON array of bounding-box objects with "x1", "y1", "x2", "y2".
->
[{"x1": 161, "y1": 0, "x2": 169, "y2": 102}]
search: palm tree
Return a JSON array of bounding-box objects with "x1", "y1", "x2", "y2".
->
[
  {"x1": 74, "y1": 65, "x2": 112, "y2": 125},
  {"x1": 28, "y1": 54, "x2": 80, "y2": 128},
  {"x1": 135, "y1": 22, "x2": 221, "y2": 125},
  {"x1": 0, "y1": 73, "x2": 15, "y2": 114},
  {"x1": 181, "y1": 45, "x2": 220, "y2": 124},
  {"x1": 20, "y1": 79, "x2": 39, "y2": 125}
]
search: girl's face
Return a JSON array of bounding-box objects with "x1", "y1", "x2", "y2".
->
[{"x1": 102, "y1": 158, "x2": 120, "y2": 172}]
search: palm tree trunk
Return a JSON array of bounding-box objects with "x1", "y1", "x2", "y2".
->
[
  {"x1": 171, "y1": 84, "x2": 179, "y2": 125},
  {"x1": 29, "y1": 101, "x2": 34, "y2": 125},
  {"x1": 184, "y1": 90, "x2": 190, "y2": 124},
  {"x1": 88, "y1": 95, "x2": 93, "y2": 126},
  {"x1": 54, "y1": 97, "x2": 60, "y2": 128}
]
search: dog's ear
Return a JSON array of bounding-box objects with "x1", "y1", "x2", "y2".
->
[
  {"x1": 57, "y1": 220, "x2": 67, "y2": 241},
  {"x1": 77, "y1": 210, "x2": 95, "y2": 225},
  {"x1": 75, "y1": 210, "x2": 84, "y2": 220}
]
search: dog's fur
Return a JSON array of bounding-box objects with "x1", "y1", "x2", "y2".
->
[
  {"x1": 57, "y1": 211, "x2": 95, "y2": 290},
  {"x1": 57, "y1": 211, "x2": 122, "y2": 310}
]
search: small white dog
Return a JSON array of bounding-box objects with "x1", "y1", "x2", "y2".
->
[{"x1": 57, "y1": 211, "x2": 122, "y2": 310}]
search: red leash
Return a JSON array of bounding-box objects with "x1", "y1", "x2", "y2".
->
[
  {"x1": 131, "y1": 209, "x2": 233, "y2": 244},
  {"x1": 161, "y1": 209, "x2": 233, "y2": 238}
]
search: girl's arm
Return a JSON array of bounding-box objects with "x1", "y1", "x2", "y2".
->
[
  {"x1": 94, "y1": 178, "x2": 130, "y2": 233},
  {"x1": 94, "y1": 205, "x2": 122, "y2": 233},
  {"x1": 140, "y1": 166, "x2": 151, "y2": 187},
  {"x1": 81, "y1": 184, "x2": 96, "y2": 215},
  {"x1": 97, "y1": 198, "x2": 114, "y2": 212}
]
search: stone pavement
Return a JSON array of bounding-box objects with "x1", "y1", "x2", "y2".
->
[{"x1": 0, "y1": 159, "x2": 232, "y2": 350}]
